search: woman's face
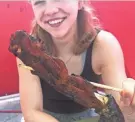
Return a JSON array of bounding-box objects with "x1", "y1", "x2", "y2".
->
[{"x1": 31, "y1": 0, "x2": 81, "y2": 39}]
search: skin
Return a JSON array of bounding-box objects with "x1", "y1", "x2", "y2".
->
[{"x1": 18, "y1": 0, "x2": 135, "y2": 122}]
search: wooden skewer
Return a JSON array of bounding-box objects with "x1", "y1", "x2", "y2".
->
[
  {"x1": 90, "y1": 82, "x2": 122, "y2": 92},
  {"x1": 18, "y1": 64, "x2": 122, "y2": 92}
]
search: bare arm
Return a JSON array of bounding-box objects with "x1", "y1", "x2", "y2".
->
[
  {"x1": 95, "y1": 31, "x2": 127, "y2": 101},
  {"x1": 16, "y1": 58, "x2": 59, "y2": 122},
  {"x1": 93, "y1": 31, "x2": 135, "y2": 119}
]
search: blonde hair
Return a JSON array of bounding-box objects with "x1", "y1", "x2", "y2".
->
[{"x1": 30, "y1": 1, "x2": 101, "y2": 56}]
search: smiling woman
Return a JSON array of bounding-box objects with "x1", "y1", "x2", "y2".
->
[
  {"x1": 1, "y1": 0, "x2": 135, "y2": 122},
  {"x1": 30, "y1": 0, "x2": 100, "y2": 56},
  {"x1": 10, "y1": 0, "x2": 135, "y2": 122}
]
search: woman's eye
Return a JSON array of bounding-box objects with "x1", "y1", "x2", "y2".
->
[{"x1": 34, "y1": 0, "x2": 46, "y2": 5}]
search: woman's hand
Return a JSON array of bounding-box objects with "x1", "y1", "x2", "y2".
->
[
  {"x1": 120, "y1": 78, "x2": 135, "y2": 108},
  {"x1": 120, "y1": 78, "x2": 135, "y2": 122}
]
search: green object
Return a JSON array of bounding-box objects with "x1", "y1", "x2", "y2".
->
[{"x1": 75, "y1": 116, "x2": 100, "y2": 122}]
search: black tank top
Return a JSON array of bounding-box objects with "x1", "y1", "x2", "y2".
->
[{"x1": 40, "y1": 30, "x2": 101, "y2": 113}]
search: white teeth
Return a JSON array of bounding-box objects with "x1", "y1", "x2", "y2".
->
[{"x1": 48, "y1": 19, "x2": 63, "y2": 25}]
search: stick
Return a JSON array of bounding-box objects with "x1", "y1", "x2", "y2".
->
[
  {"x1": 90, "y1": 82, "x2": 122, "y2": 92},
  {"x1": 18, "y1": 64, "x2": 122, "y2": 92}
]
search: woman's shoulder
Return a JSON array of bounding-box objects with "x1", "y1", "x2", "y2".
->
[
  {"x1": 94, "y1": 30, "x2": 122, "y2": 50},
  {"x1": 91, "y1": 30, "x2": 124, "y2": 74}
]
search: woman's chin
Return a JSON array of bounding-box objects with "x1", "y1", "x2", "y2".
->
[{"x1": 51, "y1": 31, "x2": 68, "y2": 40}]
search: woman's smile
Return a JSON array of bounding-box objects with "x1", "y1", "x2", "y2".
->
[{"x1": 45, "y1": 16, "x2": 67, "y2": 28}]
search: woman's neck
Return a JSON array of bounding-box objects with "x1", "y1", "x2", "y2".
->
[{"x1": 52, "y1": 22, "x2": 78, "y2": 57}]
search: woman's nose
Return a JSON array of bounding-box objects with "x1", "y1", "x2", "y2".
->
[{"x1": 44, "y1": 2, "x2": 59, "y2": 16}]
